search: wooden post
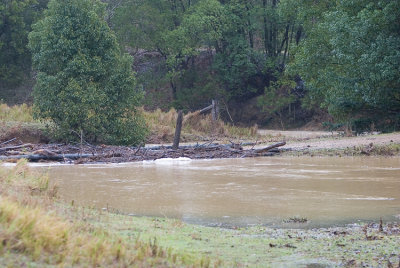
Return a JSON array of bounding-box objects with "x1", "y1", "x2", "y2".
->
[
  {"x1": 173, "y1": 110, "x2": 183, "y2": 150},
  {"x1": 212, "y1": 99, "x2": 219, "y2": 121}
]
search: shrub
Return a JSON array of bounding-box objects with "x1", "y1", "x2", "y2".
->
[{"x1": 28, "y1": 0, "x2": 147, "y2": 145}]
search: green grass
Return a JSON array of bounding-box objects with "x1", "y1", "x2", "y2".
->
[{"x1": 97, "y1": 213, "x2": 400, "y2": 267}]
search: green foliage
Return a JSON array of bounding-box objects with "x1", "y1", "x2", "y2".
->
[
  {"x1": 111, "y1": 0, "x2": 298, "y2": 110},
  {"x1": 289, "y1": 0, "x2": 400, "y2": 129},
  {"x1": 258, "y1": 75, "x2": 296, "y2": 114},
  {"x1": 174, "y1": 68, "x2": 224, "y2": 110},
  {"x1": 3, "y1": 0, "x2": 395, "y2": 129},
  {"x1": 112, "y1": 1, "x2": 172, "y2": 52},
  {"x1": 257, "y1": 74, "x2": 297, "y2": 128},
  {"x1": 28, "y1": 0, "x2": 148, "y2": 145},
  {"x1": 0, "y1": 0, "x2": 47, "y2": 86}
]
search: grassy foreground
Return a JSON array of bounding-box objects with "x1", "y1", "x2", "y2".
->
[
  {"x1": 1, "y1": 161, "x2": 400, "y2": 267},
  {"x1": 0, "y1": 160, "x2": 212, "y2": 267}
]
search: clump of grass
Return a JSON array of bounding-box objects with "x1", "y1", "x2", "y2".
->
[
  {"x1": 0, "y1": 197, "x2": 69, "y2": 260},
  {"x1": 0, "y1": 103, "x2": 36, "y2": 123},
  {"x1": 0, "y1": 160, "x2": 215, "y2": 267},
  {"x1": 283, "y1": 216, "x2": 308, "y2": 223},
  {"x1": 225, "y1": 123, "x2": 259, "y2": 137},
  {"x1": 0, "y1": 104, "x2": 50, "y2": 143},
  {"x1": 144, "y1": 108, "x2": 259, "y2": 142},
  {"x1": 366, "y1": 143, "x2": 400, "y2": 156},
  {"x1": 143, "y1": 108, "x2": 177, "y2": 142},
  {"x1": 0, "y1": 159, "x2": 56, "y2": 200},
  {"x1": 344, "y1": 143, "x2": 400, "y2": 156},
  {"x1": 0, "y1": 196, "x2": 178, "y2": 266}
]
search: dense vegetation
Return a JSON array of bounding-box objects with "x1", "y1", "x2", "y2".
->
[
  {"x1": 28, "y1": 0, "x2": 147, "y2": 145},
  {"x1": 1, "y1": 0, "x2": 399, "y2": 136}
]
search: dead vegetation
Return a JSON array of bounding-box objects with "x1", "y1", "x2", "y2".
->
[{"x1": 144, "y1": 108, "x2": 259, "y2": 143}]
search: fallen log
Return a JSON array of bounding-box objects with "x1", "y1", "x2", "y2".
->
[
  {"x1": 240, "y1": 141, "x2": 286, "y2": 158},
  {"x1": 183, "y1": 104, "x2": 213, "y2": 123},
  {"x1": 0, "y1": 153, "x2": 93, "y2": 162},
  {"x1": 0, "y1": 138, "x2": 17, "y2": 146},
  {"x1": 0, "y1": 143, "x2": 34, "y2": 152},
  {"x1": 254, "y1": 142, "x2": 286, "y2": 154},
  {"x1": 240, "y1": 142, "x2": 257, "y2": 147},
  {"x1": 198, "y1": 104, "x2": 213, "y2": 115}
]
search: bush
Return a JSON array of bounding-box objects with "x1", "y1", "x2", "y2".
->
[{"x1": 28, "y1": 0, "x2": 147, "y2": 145}]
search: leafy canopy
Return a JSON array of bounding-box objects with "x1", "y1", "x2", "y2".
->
[
  {"x1": 289, "y1": 0, "x2": 400, "y2": 128},
  {"x1": 28, "y1": 0, "x2": 147, "y2": 145},
  {"x1": 0, "y1": 0, "x2": 44, "y2": 86}
]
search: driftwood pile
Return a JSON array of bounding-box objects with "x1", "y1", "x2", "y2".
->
[{"x1": 0, "y1": 138, "x2": 286, "y2": 163}]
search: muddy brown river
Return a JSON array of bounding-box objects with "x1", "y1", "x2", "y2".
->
[{"x1": 45, "y1": 157, "x2": 400, "y2": 227}]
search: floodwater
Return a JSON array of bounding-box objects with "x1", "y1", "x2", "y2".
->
[{"x1": 46, "y1": 157, "x2": 400, "y2": 227}]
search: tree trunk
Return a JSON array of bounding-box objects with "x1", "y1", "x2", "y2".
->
[{"x1": 263, "y1": 0, "x2": 269, "y2": 55}]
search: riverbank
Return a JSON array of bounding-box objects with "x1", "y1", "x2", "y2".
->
[
  {"x1": 1, "y1": 131, "x2": 399, "y2": 164},
  {"x1": 0, "y1": 141, "x2": 285, "y2": 163},
  {"x1": 0, "y1": 161, "x2": 399, "y2": 267},
  {"x1": 279, "y1": 132, "x2": 400, "y2": 157}
]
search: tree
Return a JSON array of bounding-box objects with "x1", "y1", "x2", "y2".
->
[
  {"x1": 28, "y1": 0, "x2": 147, "y2": 145},
  {"x1": 0, "y1": 0, "x2": 46, "y2": 86},
  {"x1": 258, "y1": 73, "x2": 297, "y2": 129},
  {"x1": 289, "y1": 0, "x2": 400, "y2": 131},
  {"x1": 109, "y1": 0, "x2": 308, "y2": 116}
]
